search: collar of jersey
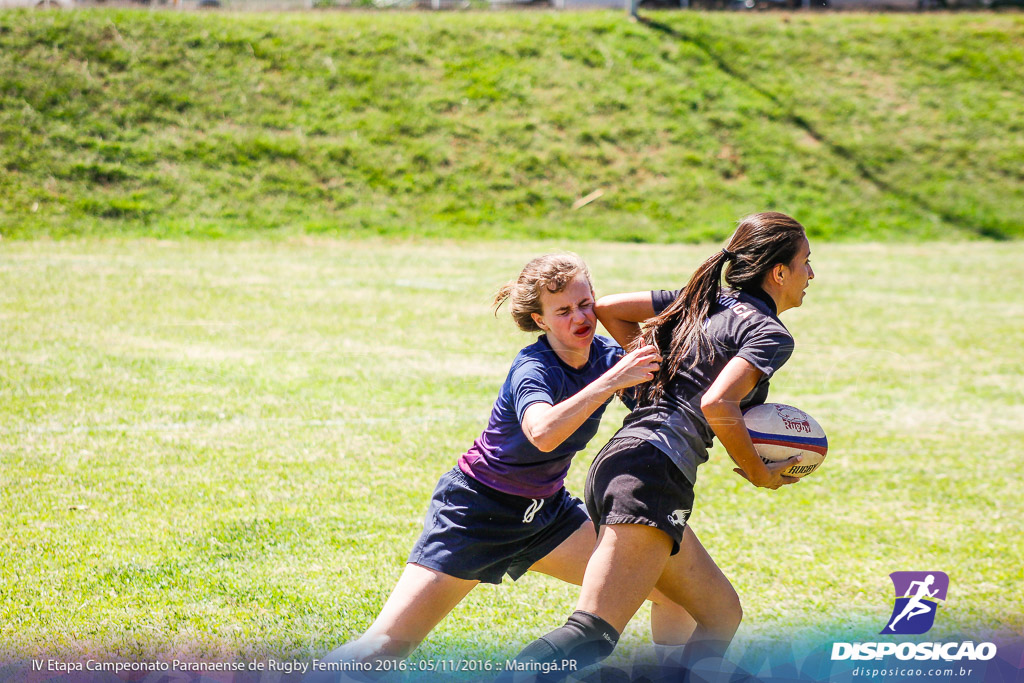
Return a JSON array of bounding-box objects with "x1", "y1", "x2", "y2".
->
[
  {"x1": 737, "y1": 286, "x2": 779, "y2": 317},
  {"x1": 538, "y1": 334, "x2": 592, "y2": 374}
]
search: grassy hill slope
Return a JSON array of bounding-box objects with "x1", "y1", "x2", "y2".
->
[{"x1": 1, "y1": 9, "x2": 1022, "y2": 241}]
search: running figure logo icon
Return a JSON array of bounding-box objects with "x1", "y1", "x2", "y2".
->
[{"x1": 881, "y1": 571, "x2": 949, "y2": 635}]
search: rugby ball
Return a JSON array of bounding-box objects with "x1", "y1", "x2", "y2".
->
[{"x1": 742, "y1": 403, "x2": 828, "y2": 478}]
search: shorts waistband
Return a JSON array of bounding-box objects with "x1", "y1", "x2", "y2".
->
[
  {"x1": 449, "y1": 467, "x2": 564, "y2": 506},
  {"x1": 606, "y1": 435, "x2": 653, "y2": 448}
]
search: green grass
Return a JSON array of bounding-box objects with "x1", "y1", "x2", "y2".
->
[
  {"x1": 1, "y1": 10, "x2": 1023, "y2": 241},
  {"x1": 1, "y1": 239, "x2": 1022, "y2": 665}
]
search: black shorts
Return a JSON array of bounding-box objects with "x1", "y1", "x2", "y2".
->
[
  {"x1": 585, "y1": 436, "x2": 695, "y2": 555},
  {"x1": 407, "y1": 468, "x2": 589, "y2": 585}
]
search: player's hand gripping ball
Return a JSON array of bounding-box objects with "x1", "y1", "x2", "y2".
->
[{"x1": 743, "y1": 403, "x2": 828, "y2": 478}]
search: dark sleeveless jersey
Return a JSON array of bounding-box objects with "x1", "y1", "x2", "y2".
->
[{"x1": 614, "y1": 287, "x2": 794, "y2": 484}]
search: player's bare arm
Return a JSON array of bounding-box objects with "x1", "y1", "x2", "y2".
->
[
  {"x1": 701, "y1": 357, "x2": 801, "y2": 490},
  {"x1": 594, "y1": 292, "x2": 657, "y2": 348},
  {"x1": 522, "y1": 345, "x2": 661, "y2": 452}
]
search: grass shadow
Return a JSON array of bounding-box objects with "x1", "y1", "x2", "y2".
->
[{"x1": 637, "y1": 15, "x2": 1010, "y2": 240}]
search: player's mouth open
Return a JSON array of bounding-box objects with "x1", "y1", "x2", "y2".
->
[{"x1": 573, "y1": 325, "x2": 592, "y2": 338}]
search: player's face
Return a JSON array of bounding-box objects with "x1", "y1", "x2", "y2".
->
[
  {"x1": 531, "y1": 276, "x2": 597, "y2": 360},
  {"x1": 781, "y1": 237, "x2": 814, "y2": 310}
]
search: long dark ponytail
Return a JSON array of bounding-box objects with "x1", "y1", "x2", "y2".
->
[{"x1": 630, "y1": 212, "x2": 806, "y2": 406}]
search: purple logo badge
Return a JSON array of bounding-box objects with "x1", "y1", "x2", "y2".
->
[{"x1": 881, "y1": 571, "x2": 949, "y2": 635}]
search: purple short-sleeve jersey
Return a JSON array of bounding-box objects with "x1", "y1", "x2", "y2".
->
[{"x1": 458, "y1": 335, "x2": 624, "y2": 499}]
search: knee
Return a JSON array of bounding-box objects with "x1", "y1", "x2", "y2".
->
[
  {"x1": 731, "y1": 599, "x2": 743, "y2": 631},
  {"x1": 713, "y1": 591, "x2": 743, "y2": 640}
]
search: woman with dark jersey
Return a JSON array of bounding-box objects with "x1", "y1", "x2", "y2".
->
[
  {"x1": 511, "y1": 212, "x2": 815, "y2": 678},
  {"x1": 328, "y1": 253, "x2": 697, "y2": 670}
]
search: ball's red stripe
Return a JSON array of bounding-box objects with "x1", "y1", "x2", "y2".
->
[{"x1": 750, "y1": 437, "x2": 828, "y2": 456}]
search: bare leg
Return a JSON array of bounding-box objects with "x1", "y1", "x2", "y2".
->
[
  {"x1": 647, "y1": 527, "x2": 742, "y2": 675},
  {"x1": 325, "y1": 563, "x2": 478, "y2": 664},
  {"x1": 650, "y1": 594, "x2": 698, "y2": 646},
  {"x1": 575, "y1": 524, "x2": 740, "y2": 676},
  {"x1": 529, "y1": 522, "x2": 696, "y2": 645},
  {"x1": 508, "y1": 524, "x2": 739, "y2": 681},
  {"x1": 650, "y1": 526, "x2": 742, "y2": 644},
  {"x1": 575, "y1": 524, "x2": 674, "y2": 632},
  {"x1": 503, "y1": 524, "x2": 671, "y2": 681},
  {"x1": 527, "y1": 521, "x2": 597, "y2": 585}
]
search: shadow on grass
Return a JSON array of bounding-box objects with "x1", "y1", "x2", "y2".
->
[{"x1": 637, "y1": 15, "x2": 1010, "y2": 240}]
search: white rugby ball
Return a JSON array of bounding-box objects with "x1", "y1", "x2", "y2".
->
[{"x1": 742, "y1": 403, "x2": 828, "y2": 478}]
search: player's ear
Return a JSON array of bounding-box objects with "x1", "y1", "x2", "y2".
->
[{"x1": 531, "y1": 312, "x2": 548, "y2": 330}]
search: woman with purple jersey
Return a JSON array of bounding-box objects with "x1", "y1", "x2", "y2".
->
[{"x1": 327, "y1": 253, "x2": 699, "y2": 669}]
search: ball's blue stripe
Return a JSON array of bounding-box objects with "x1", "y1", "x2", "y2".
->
[{"x1": 747, "y1": 429, "x2": 828, "y2": 449}]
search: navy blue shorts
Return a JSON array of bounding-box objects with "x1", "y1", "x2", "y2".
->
[{"x1": 407, "y1": 467, "x2": 589, "y2": 585}]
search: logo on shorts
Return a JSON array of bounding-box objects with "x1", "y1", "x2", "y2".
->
[
  {"x1": 881, "y1": 571, "x2": 949, "y2": 635},
  {"x1": 667, "y1": 509, "x2": 690, "y2": 528},
  {"x1": 523, "y1": 498, "x2": 544, "y2": 524}
]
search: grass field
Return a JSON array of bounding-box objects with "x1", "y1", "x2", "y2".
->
[
  {"x1": 2, "y1": 10, "x2": 1024, "y2": 241},
  {"x1": 2, "y1": 238, "x2": 1021, "y2": 667}
]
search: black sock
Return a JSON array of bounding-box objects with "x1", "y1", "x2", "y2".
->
[{"x1": 512, "y1": 610, "x2": 620, "y2": 681}]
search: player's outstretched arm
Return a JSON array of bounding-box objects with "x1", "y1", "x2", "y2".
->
[
  {"x1": 522, "y1": 345, "x2": 661, "y2": 453},
  {"x1": 594, "y1": 292, "x2": 657, "y2": 348},
  {"x1": 701, "y1": 357, "x2": 801, "y2": 490}
]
